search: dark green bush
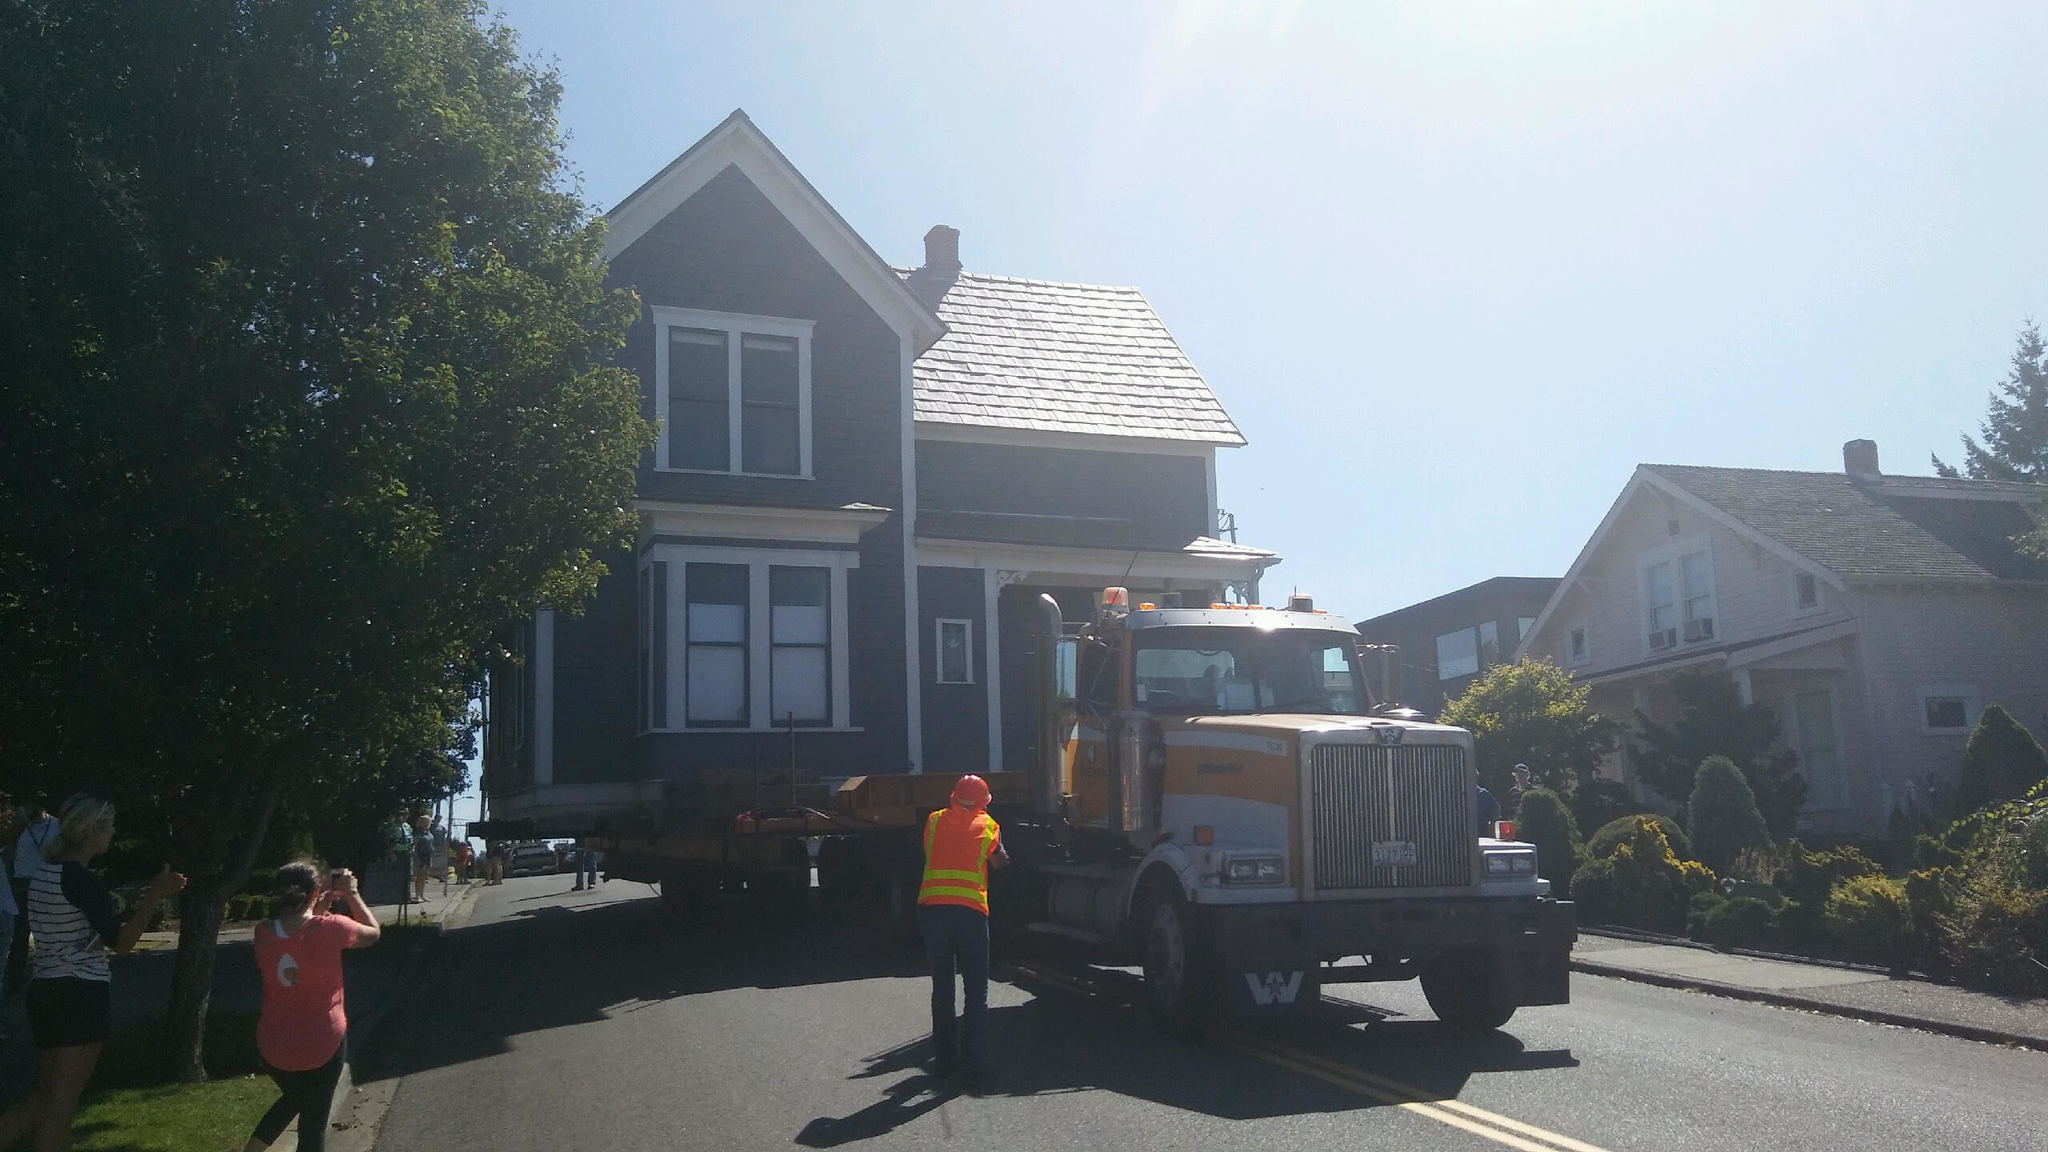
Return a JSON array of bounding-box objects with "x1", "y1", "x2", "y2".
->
[
  {"x1": 1773, "y1": 840, "x2": 1884, "y2": 947},
  {"x1": 1570, "y1": 816, "x2": 1716, "y2": 932},
  {"x1": 1685, "y1": 890, "x2": 1724, "y2": 940},
  {"x1": 1569, "y1": 778, "x2": 1640, "y2": 834},
  {"x1": 1687, "y1": 755, "x2": 1771, "y2": 873},
  {"x1": 1703, "y1": 895, "x2": 1778, "y2": 950},
  {"x1": 1952, "y1": 703, "x2": 2048, "y2": 817},
  {"x1": 1515, "y1": 788, "x2": 1584, "y2": 895},
  {"x1": 1824, "y1": 875, "x2": 1913, "y2": 968},
  {"x1": 1588, "y1": 813, "x2": 1693, "y2": 862}
]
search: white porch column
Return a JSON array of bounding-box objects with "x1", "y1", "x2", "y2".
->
[
  {"x1": 1731, "y1": 668, "x2": 1754, "y2": 706},
  {"x1": 983, "y1": 567, "x2": 1003, "y2": 775}
]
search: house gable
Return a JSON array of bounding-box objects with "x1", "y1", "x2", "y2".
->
[
  {"x1": 1517, "y1": 470, "x2": 1841, "y2": 679},
  {"x1": 605, "y1": 110, "x2": 943, "y2": 353}
]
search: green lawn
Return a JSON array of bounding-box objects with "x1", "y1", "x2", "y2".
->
[{"x1": 72, "y1": 1075, "x2": 274, "y2": 1152}]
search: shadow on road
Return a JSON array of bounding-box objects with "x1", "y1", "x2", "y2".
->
[{"x1": 360, "y1": 884, "x2": 1578, "y2": 1133}]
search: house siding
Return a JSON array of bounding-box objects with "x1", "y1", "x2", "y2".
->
[
  {"x1": 607, "y1": 165, "x2": 906, "y2": 514},
  {"x1": 1844, "y1": 583, "x2": 2048, "y2": 817},
  {"x1": 916, "y1": 441, "x2": 1210, "y2": 550},
  {"x1": 918, "y1": 566, "x2": 990, "y2": 775},
  {"x1": 530, "y1": 161, "x2": 915, "y2": 797}
]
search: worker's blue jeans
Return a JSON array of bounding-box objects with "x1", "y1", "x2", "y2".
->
[{"x1": 918, "y1": 903, "x2": 990, "y2": 1073}]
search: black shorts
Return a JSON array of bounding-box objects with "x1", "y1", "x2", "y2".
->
[{"x1": 27, "y1": 977, "x2": 111, "y2": 1049}]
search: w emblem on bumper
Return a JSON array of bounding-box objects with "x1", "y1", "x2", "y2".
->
[{"x1": 1243, "y1": 970, "x2": 1305, "y2": 1006}]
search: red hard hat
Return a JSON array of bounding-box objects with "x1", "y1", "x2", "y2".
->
[{"x1": 951, "y1": 774, "x2": 992, "y2": 809}]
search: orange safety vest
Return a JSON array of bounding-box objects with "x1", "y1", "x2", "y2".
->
[{"x1": 918, "y1": 807, "x2": 1001, "y2": 915}]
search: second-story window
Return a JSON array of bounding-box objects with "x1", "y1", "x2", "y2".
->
[
  {"x1": 1642, "y1": 542, "x2": 1716, "y2": 651},
  {"x1": 653, "y1": 307, "x2": 813, "y2": 477}
]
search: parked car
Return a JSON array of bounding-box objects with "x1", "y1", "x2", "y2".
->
[{"x1": 507, "y1": 841, "x2": 559, "y2": 877}]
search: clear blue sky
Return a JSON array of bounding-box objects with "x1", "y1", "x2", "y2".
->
[{"x1": 462, "y1": 1, "x2": 2048, "y2": 826}]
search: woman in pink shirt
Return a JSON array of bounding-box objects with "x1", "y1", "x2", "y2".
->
[{"x1": 242, "y1": 861, "x2": 380, "y2": 1152}]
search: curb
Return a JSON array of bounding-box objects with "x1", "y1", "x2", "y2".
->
[
  {"x1": 1568, "y1": 956, "x2": 2048, "y2": 1055},
  {"x1": 327, "y1": 881, "x2": 484, "y2": 1152}
]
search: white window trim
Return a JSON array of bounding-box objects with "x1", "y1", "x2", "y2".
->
[
  {"x1": 1916, "y1": 685, "x2": 1980, "y2": 735},
  {"x1": 1637, "y1": 536, "x2": 1717, "y2": 656},
  {"x1": 651, "y1": 305, "x2": 815, "y2": 478},
  {"x1": 641, "y1": 544, "x2": 855, "y2": 732},
  {"x1": 1791, "y1": 570, "x2": 1823, "y2": 617},
  {"x1": 1567, "y1": 624, "x2": 1590, "y2": 667},
  {"x1": 934, "y1": 618, "x2": 975, "y2": 685}
]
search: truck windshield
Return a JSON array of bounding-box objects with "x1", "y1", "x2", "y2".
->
[{"x1": 1132, "y1": 627, "x2": 1366, "y2": 716}]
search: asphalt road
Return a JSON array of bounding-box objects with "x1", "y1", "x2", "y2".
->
[{"x1": 361, "y1": 876, "x2": 2047, "y2": 1152}]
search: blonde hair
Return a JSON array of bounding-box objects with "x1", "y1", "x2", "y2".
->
[{"x1": 54, "y1": 794, "x2": 115, "y2": 856}]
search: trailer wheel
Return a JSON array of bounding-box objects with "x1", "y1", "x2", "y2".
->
[
  {"x1": 1139, "y1": 884, "x2": 1211, "y2": 1038},
  {"x1": 1420, "y1": 950, "x2": 1517, "y2": 1031}
]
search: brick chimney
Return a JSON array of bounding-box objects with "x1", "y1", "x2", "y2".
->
[
  {"x1": 1843, "y1": 438, "x2": 1880, "y2": 478},
  {"x1": 922, "y1": 225, "x2": 961, "y2": 275}
]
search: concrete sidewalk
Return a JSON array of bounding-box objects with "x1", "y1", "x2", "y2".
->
[
  {"x1": 133, "y1": 875, "x2": 481, "y2": 952},
  {"x1": 1572, "y1": 930, "x2": 2048, "y2": 1052}
]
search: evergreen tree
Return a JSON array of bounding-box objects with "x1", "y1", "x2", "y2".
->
[
  {"x1": 1952, "y1": 704, "x2": 2048, "y2": 816},
  {"x1": 1934, "y1": 322, "x2": 2048, "y2": 480},
  {"x1": 1514, "y1": 787, "x2": 1585, "y2": 894},
  {"x1": 1631, "y1": 671, "x2": 1807, "y2": 841},
  {"x1": 1687, "y1": 755, "x2": 1772, "y2": 874}
]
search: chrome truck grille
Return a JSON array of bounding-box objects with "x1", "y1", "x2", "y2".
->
[{"x1": 1310, "y1": 743, "x2": 1473, "y2": 890}]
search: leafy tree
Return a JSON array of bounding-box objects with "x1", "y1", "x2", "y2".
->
[
  {"x1": 1439, "y1": 658, "x2": 1621, "y2": 800},
  {"x1": 1933, "y1": 322, "x2": 2048, "y2": 481},
  {"x1": 1630, "y1": 671, "x2": 1807, "y2": 841},
  {"x1": 1570, "y1": 817, "x2": 1716, "y2": 932},
  {"x1": 0, "y1": 0, "x2": 648, "y2": 1079},
  {"x1": 1952, "y1": 704, "x2": 2048, "y2": 817},
  {"x1": 1514, "y1": 788, "x2": 1584, "y2": 895},
  {"x1": 1686, "y1": 755, "x2": 1772, "y2": 873}
]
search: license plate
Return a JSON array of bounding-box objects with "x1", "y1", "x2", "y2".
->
[{"x1": 1371, "y1": 840, "x2": 1417, "y2": 867}]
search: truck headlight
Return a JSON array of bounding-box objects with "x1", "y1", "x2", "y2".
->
[
  {"x1": 1223, "y1": 856, "x2": 1285, "y2": 884},
  {"x1": 1482, "y1": 849, "x2": 1537, "y2": 877}
]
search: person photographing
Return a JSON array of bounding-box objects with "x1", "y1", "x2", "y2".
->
[
  {"x1": 917, "y1": 774, "x2": 1008, "y2": 1086},
  {"x1": 243, "y1": 862, "x2": 380, "y2": 1152},
  {"x1": 0, "y1": 794, "x2": 185, "y2": 1152}
]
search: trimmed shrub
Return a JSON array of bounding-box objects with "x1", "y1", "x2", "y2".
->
[
  {"x1": 1773, "y1": 841, "x2": 1883, "y2": 947},
  {"x1": 1516, "y1": 788, "x2": 1584, "y2": 895},
  {"x1": 1569, "y1": 816, "x2": 1715, "y2": 933},
  {"x1": 1687, "y1": 755, "x2": 1771, "y2": 874},
  {"x1": 1953, "y1": 704, "x2": 2048, "y2": 817},
  {"x1": 1703, "y1": 895, "x2": 1778, "y2": 950},
  {"x1": 1588, "y1": 813, "x2": 1692, "y2": 862},
  {"x1": 1824, "y1": 875, "x2": 1913, "y2": 968},
  {"x1": 1686, "y1": 891, "x2": 1725, "y2": 940}
]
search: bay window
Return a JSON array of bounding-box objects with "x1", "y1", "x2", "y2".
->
[{"x1": 641, "y1": 546, "x2": 854, "y2": 732}]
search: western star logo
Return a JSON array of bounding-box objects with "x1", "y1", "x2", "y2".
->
[{"x1": 1243, "y1": 970, "x2": 1304, "y2": 1006}]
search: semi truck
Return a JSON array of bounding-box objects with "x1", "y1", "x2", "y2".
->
[{"x1": 591, "y1": 587, "x2": 1575, "y2": 1032}]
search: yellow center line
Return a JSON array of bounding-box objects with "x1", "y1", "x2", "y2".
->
[
  {"x1": 1006, "y1": 961, "x2": 1609, "y2": 1152},
  {"x1": 1224, "y1": 1031, "x2": 1613, "y2": 1152}
]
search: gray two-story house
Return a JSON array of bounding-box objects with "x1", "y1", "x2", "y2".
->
[
  {"x1": 483, "y1": 112, "x2": 1276, "y2": 830},
  {"x1": 1518, "y1": 439, "x2": 2048, "y2": 836}
]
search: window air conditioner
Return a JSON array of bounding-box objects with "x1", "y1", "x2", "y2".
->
[
  {"x1": 1683, "y1": 618, "x2": 1715, "y2": 642},
  {"x1": 1648, "y1": 628, "x2": 1677, "y2": 650}
]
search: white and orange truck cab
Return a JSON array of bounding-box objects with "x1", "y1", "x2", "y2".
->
[{"x1": 998, "y1": 587, "x2": 1574, "y2": 1030}]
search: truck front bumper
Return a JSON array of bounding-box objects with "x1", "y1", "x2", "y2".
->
[{"x1": 1204, "y1": 896, "x2": 1576, "y2": 1015}]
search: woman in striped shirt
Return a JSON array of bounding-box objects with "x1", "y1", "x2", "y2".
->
[{"x1": 0, "y1": 795, "x2": 185, "y2": 1152}]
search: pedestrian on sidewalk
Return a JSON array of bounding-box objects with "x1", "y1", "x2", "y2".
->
[
  {"x1": 917, "y1": 774, "x2": 1008, "y2": 1087},
  {"x1": 242, "y1": 861, "x2": 381, "y2": 1152},
  {"x1": 485, "y1": 841, "x2": 505, "y2": 886},
  {"x1": 6, "y1": 803, "x2": 57, "y2": 995},
  {"x1": 0, "y1": 794, "x2": 186, "y2": 1152},
  {"x1": 572, "y1": 838, "x2": 600, "y2": 891},
  {"x1": 410, "y1": 816, "x2": 434, "y2": 903}
]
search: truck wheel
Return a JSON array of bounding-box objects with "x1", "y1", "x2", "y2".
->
[
  {"x1": 1420, "y1": 950, "x2": 1517, "y2": 1031},
  {"x1": 1139, "y1": 886, "x2": 1210, "y2": 1038}
]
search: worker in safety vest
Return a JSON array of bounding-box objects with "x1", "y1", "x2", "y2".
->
[{"x1": 918, "y1": 774, "x2": 1009, "y2": 1082}]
